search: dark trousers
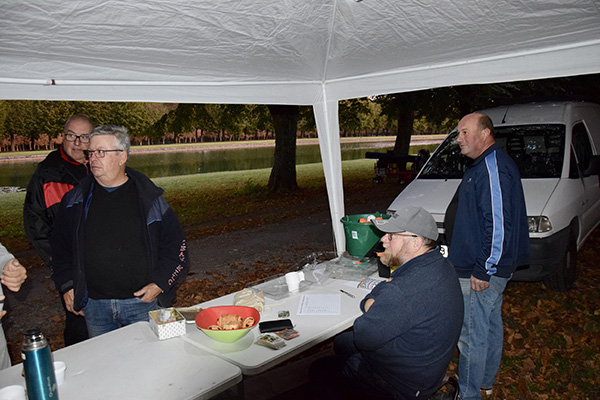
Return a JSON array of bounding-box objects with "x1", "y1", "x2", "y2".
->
[
  {"x1": 60, "y1": 295, "x2": 88, "y2": 346},
  {"x1": 309, "y1": 332, "x2": 401, "y2": 400}
]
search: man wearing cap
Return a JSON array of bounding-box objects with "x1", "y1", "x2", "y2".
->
[{"x1": 310, "y1": 206, "x2": 463, "y2": 400}]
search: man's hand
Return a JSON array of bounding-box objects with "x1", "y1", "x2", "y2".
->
[
  {"x1": 471, "y1": 275, "x2": 490, "y2": 291},
  {"x1": 1, "y1": 258, "x2": 27, "y2": 292},
  {"x1": 0, "y1": 295, "x2": 6, "y2": 320},
  {"x1": 134, "y1": 283, "x2": 162, "y2": 302},
  {"x1": 63, "y1": 289, "x2": 85, "y2": 316},
  {"x1": 364, "y1": 298, "x2": 375, "y2": 312}
]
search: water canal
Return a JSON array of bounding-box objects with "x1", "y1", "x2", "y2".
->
[{"x1": 0, "y1": 140, "x2": 438, "y2": 189}]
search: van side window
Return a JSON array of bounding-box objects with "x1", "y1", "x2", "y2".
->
[{"x1": 571, "y1": 122, "x2": 593, "y2": 177}]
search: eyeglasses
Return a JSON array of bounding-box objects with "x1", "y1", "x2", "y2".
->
[
  {"x1": 64, "y1": 132, "x2": 90, "y2": 143},
  {"x1": 385, "y1": 233, "x2": 418, "y2": 240},
  {"x1": 83, "y1": 149, "x2": 123, "y2": 159}
]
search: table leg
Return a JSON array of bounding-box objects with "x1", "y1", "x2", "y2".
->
[{"x1": 236, "y1": 379, "x2": 246, "y2": 400}]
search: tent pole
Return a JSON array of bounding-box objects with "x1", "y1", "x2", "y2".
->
[{"x1": 313, "y1": 96, "x2": 346, "y2": 256}]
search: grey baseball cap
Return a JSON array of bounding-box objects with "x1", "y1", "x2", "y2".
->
[{"x1": 373, "y1": 206, "x2": 439, "y2": 241}]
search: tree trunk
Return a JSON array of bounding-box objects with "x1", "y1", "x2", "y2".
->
[
  {"x1": 267, "y1": 105, "x2": 299, "y2": 193},
  {"x1": 393, "y1": 105, "x2": 414, "y2": 154}
]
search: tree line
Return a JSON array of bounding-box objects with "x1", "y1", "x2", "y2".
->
[
  {"x1": 0, "y1": 97, "x2": 451, "y2": 153},
  {"x1": 2, "y1": 74, "x2": 598, "y2": 192}
]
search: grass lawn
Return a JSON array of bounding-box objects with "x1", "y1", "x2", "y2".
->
[{"x1": 0, "y1": 159, "x2": 375, "y2": 252}]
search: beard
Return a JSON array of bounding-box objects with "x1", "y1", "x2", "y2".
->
[{"x1": 379, "y1": 248, "x2": 407, "y2": 269}]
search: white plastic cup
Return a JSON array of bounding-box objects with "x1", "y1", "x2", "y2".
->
[
  {"x1": 285, "y1": 271, "x2": 305, "y2": 292},
  {"x1": 0, "y1": 385, "x2": 26, "y2": 400},
  {"x1": 54, "y1": 361, "x2": 66, "y2": 386}
]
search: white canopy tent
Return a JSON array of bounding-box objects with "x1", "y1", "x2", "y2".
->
[{"x1": 2, "y1": 0, "x2": 600, "y2": 253}]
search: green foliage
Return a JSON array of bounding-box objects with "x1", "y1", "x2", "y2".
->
[
  {"x1": 339, "y1": 98, "x2": 370, "y2": 132},
  {"x1": 150, "y1": 103, "x2": 274, "y2": 141},
  {"x1": 0, "y1": 100, "x2": 170, "y2": 146},
  {"x1": 298, "y1": 105, "x2": 316, "y2": 132}
]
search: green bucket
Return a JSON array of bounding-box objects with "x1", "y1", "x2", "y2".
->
[{"x1": 341, "y1": 212, "x2": 390, "y2": 258}]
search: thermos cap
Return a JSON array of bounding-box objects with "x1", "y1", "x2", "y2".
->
[{"x1": 22, "y1": 328, "x2": 47, "y2": 349}]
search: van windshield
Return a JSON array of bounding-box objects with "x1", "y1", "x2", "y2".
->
[{"x1": 419, "y1": 124, "x2": 565, "y2": 179}]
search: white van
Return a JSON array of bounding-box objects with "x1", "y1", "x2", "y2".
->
[{"x1": 387, "y1": 101, "x2": 600, "y2": 291}]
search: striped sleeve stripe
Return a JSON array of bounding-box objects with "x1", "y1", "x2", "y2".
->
[{"x1": 484, "y1": 152, "x2": 504, "y2": 275}]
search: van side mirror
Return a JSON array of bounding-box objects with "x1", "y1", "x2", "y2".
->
[{"x1": 583, "y1": 155, "x2": 600, "y2": 176}]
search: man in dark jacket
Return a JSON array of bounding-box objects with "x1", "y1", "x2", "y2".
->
[
  {"x1": 23, "y1": 114, "x2": 93, "y2": 345},
  {"x1": 310, "y1": 206, "x2": 463, "y2": 400},
  {"x1": 449, "y1": 113, "x2": 530, "y2": 400},
  {"x1": 50, "y1": 124, "x2": 187, "y2": 337}
]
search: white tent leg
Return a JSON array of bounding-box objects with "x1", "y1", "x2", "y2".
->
[{"x1": 313, "y1": 97, "x2": 346, "y2": 256}]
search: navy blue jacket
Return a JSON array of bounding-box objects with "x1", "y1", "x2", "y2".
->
[
  {"x1": 449, "y1": 143, "x2": 530, "y2": 281},
  {"x1": 353, "y1": 249, "x2": 463, "y2": 398},
  {"x1": 50, "y1": 167, "x2": 187, "y2": 310}
]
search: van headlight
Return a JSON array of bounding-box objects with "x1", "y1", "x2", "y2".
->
[{"x1": 528, "y1": 216, "x2": 552, "y2": 233}]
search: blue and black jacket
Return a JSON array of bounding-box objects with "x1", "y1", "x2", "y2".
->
[
  {"x1": 449, "y1": 143, "x2": 530, "y2": 281},
  {"x1": 50, "y1": 167, "x2": 187, "y2": 310}
]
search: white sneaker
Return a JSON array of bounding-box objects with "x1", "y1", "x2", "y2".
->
[{"x1": 481, "y1": 388, "x2": 493, "y2": 396}]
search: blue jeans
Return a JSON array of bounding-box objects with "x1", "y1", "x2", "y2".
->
[
  {"x1": 83, "y1": 297, "x2": 157, "y2": 337},
  {"x1": 458, "y1": 276, "x2": 509, "y2": 400}
]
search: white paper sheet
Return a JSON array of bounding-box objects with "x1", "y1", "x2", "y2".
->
[{"x1": 297, "y1": 294, "x2": 341, "y2": 315}]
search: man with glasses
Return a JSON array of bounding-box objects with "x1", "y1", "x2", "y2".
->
[
  {"x1": 24, "y1": 114, "x2": 93, "y2": 346},
  {"x1": 50, "y1": 124, "x2": 187, "y2": 337},
  {"x1": 310, "y1": 206, "x2": 463, "y2": 400}
]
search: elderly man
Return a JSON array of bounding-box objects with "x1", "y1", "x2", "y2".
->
[
  {"x1": 51, "y1": 124, "x2": 187, "y2": 337},
  {"x1": 0, "y1": 243, "x2": 28, "y2": 369},
  {"x1": 23, "y1": 114, "x2": 93, "y2": 345},
  {"x1": 450, "y1": 113, "x2": 530, "y2": 400},
  {"x1": 310, "y1": 206, "x2": 463, "y2": 400}
]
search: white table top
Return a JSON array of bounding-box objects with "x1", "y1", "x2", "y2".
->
[
  {"x1": 0, "y1": 322, "x2": 242, "y2": 400},
  {"x1": 182, "y1": 276, "x2": 370, "y2": 375}
]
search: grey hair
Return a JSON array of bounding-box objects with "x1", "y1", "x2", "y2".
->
[
  {"x1": 90, "y1": 124, "x2": 131, "y2": 154},
  {"x1": 421, "y1": 237, "x2": 438, "y2": 251}
]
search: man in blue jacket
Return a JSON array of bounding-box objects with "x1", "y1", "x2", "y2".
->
[
  {"x1": 51, "y1": 125, "x2": 187, "y2": 337},
  {"x1": 449, "y1": 113, "x2": 530, "y2": 400},
  {"x1": 310, "y1": 206, "x2": 463, "y2": 399}
]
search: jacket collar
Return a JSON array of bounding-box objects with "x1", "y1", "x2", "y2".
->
[
  {"x1": 472, "y1": 142, "x2": 499, "y2": 166},
  {"x1": 59, "y1": 145, "x2": 86, "y2": 166}
]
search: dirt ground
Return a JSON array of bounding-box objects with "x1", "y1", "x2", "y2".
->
[{"x1": 1, "y1": 178, "x2": 402, "y2": 365}]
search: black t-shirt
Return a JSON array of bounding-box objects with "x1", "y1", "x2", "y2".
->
[{"x1": 84, "y1": 179, "x2": 149, "y2": 299}]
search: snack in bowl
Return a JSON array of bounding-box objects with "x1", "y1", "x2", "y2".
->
[
  {"x1": 195, "y1": 305, "x2": 260, "y2": 343},
  {"x1": 218, "y1": 314, "x2": 243, "y2": 330}
]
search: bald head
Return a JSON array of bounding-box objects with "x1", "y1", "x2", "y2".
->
[{"x1": 456, "y1": 113, "x2": 495, "y2": 159}]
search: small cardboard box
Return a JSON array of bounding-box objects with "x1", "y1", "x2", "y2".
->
[{"x1": 149, "y1": 308, "x2": 186, "y2": 340}]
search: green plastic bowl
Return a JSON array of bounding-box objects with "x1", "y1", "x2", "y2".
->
[{"x1": 195, "y1": 305, "x2": 260, "y2": 343}]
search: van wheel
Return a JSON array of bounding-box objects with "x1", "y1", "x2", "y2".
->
[{"x1": 543, "y1": 237, "x2": 577, "y2": 292}]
